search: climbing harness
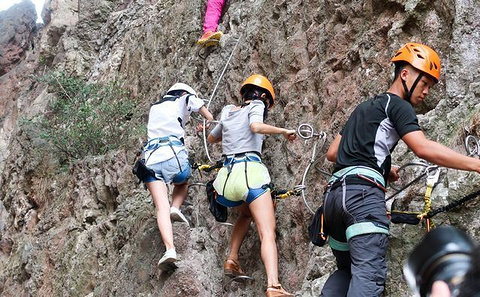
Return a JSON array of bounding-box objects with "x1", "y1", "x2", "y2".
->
[
  {"x1": 464, "y1": 134, "x2": 480, "y2": 157},
  {"x1": 389, "y1": 164, "x2": 441, "y2": 232},
  {"x1": 132, "y1": 136, "x2": 185, "y2": 183},
  {"x1": 296, "y1": 123, "x2": 328, "y2": 214},
  {"x1": 202, "y1": 36, "x2": 242, "y2": 163}
]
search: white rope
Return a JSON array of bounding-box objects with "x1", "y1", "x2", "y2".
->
[{"x1": 202, "y1": 36, "x2": 242, "y2": 162}]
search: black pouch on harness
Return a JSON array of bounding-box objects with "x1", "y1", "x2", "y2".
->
[
  {"x1": 389, "y1": 200, "x2": 421, "y2": 225},
  {"x1": 132, "y1": 159, "x2": 154, "y2": 182},
  {"x1": 308, "y1": 205, "x2": 328, "y2": 247},
  {"x1": 206, "y1": 180, "x2": 228, "y2": 222},
  {"x1": 390, "y1": 211, "x2": 421, "y2": 225}
]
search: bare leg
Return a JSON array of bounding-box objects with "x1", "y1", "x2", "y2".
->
[
  {"x1": 248, "y1": 191, "x2": 279, "y2": 286},
  {"x1": 227, "y1": 203, "x2": 252, "y2": 261},
  {"x1": 146, "y1": 181, "x2": 174, "y2": 250},
  {"x1": 171, "y1": 183, "x2": 188, "y2": 209}
]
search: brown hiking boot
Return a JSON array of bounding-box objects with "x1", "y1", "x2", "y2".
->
[
  {"x1": 224, "y1": 258, "x2": 245, "y2": 277},
  {"x1": 266, "y1": 284, "x2": 294, "y2": 297}
]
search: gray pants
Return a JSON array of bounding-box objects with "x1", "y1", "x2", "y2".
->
[{"x1": 320, "y1": 184, "x2": 389, "y2": 297}]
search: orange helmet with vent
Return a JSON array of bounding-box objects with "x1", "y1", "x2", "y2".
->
[
  {"x1": 240, "y1": 74, "x2": 275, "y2": 108},
  {"x1": 391, "y1": 42, "x2": 441, "y2": 83}
]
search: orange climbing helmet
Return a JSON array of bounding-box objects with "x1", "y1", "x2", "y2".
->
[
  {"x1": 391, "y1": 42, "x2": 441, "y2": 83},
  {"x1": 240, "y1": 74, "x2": 275, "y2": 108}
]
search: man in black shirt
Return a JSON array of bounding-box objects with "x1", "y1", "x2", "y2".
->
[{"x1": 320, "y1": 42, "x2": 480, "y2": 297}]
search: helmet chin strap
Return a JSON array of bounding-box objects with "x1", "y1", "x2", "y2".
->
[{"x1": 402, "y1": 73, "x2": 424, "y2": 103}]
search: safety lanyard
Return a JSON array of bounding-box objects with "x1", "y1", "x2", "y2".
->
[{"x1": 417, "y1": 166, "x2": 440, "y2": 232}]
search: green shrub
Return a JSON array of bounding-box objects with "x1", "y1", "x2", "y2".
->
[{"x1": 34, "y1": 71, "x2": 143, "y2": 162}]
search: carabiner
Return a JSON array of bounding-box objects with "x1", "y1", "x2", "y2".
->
[{"x1": 425, "y1": 166, "x2": 440, "y2": 187}]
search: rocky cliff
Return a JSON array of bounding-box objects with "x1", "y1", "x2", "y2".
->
[{"x1": 1, "y1": 0, "x2": 480, "y2": 296}]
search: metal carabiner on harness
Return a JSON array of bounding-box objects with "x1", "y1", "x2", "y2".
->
[{"x1": 426, "y1": 166, "x2": 440, "y2": 188}]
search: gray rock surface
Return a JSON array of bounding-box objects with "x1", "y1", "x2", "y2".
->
[
  {"x1": 0, "y1": 0, "x2": 36, "y2": 76},
  {"x1": 1, "y1": 0, "x2": 480, "y2": 296}
]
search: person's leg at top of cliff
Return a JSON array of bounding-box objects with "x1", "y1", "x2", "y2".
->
[{"x1": 197, "y1": 0, "x2": 225, "y2": 47}]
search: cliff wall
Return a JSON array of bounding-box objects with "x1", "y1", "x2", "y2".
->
[{"x1": 1, "y1": 0, "x2": 480, "y2": 296}]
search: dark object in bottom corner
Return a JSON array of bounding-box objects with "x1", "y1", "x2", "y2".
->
[{"x1": 404, "y1": 226, "x2": 475, "y2": 297}]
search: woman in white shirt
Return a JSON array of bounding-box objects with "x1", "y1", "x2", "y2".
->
[{"x1": 142, "y1": 83, "x2": 213, "y2": 270}]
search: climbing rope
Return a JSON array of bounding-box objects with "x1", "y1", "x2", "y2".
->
[
  {"x1": 202, "y1": 36, "x2": 242, "y2": 163},
  {"x1": 427, "y1": 188, "x2": 480, "y2": 218},
  {"x1": 296, "y1": 123, "x2": 327, "y2": 214}
]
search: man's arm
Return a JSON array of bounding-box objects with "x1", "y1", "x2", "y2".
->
[
  {"x1": 402, "y1": 130, "x2": 480, "y2": 173},
  {"x1": 326, "y1": 134, "x2": 342, "y2": 162}
]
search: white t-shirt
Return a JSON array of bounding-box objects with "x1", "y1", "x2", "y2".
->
[{"x1": 145, "y1": 93, "x2": 204, "y2": 165}]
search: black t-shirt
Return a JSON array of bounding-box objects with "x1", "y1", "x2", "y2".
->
[{"x1": 335, "y1": 92, "x2": 421, "y2": 182}]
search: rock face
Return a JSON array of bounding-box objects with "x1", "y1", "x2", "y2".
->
[
  {"x1": 0, "y1": 0, "x2": 36, "y2": 76},
  {"x1": 1, "y1": 0, "x2": 480, "y2": 296}
]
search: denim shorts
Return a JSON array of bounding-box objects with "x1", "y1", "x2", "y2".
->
[{"x1": 143, "y1": 150, "x2": 191, "y2": 184}]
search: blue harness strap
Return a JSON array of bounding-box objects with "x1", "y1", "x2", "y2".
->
[{"x1": 329, "y1": 165, "x2": 385, "y2": 187}]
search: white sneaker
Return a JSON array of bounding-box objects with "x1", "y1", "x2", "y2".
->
[
  {"x1": 170, "y1": 207, "x2": 189, "y2": 226},
  {"x1": 158, "y1": 248, "x2": 177, "y2": 270}
]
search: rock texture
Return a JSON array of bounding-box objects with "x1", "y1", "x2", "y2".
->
[
  {"x1": 0, "y1": 0, "x2": 37, "y2": 76},
  {"x1": 1, "y1": 0, "x2": 480, "y2": 296}
]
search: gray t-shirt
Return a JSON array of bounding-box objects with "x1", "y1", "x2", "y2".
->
[{"x1": 210, "y1": 100, "x2": 265, "y2": 155}]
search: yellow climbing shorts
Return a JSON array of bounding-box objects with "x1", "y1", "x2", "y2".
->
[{"x1": 213, "y1": 154, "x2": 271, "y2": 207}]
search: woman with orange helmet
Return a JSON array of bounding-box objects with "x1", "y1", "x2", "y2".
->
[{"x1": 208, "y1": 74, "x2": 296, "y2": 296}]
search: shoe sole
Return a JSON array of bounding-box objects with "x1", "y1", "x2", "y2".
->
[
  {"x1": 224, "y1": 268, "x2": 246, "y2": 278},
  {"x1": 202, "y1": 40, "x2": 220, "y2": 48},
  {"x1": 197, "y1": 32, "x2": 222, "y2": 47},
  {"x1": 266, "y1": 290, "x2": 294, "y2": 297},
  {"x1": 197, "y1": 39, "x2": 220, "y2": 48},
  {"x1": 170, "y1": 213, "x2": 189, "y2": 225},
  {"x1": 158, "y1": 258, "x2": 178, "y2": 271}
]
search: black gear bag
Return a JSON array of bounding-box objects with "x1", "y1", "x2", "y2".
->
[
  {"x1": 206, "y1": 180, "x2": 228, "y2": 222},
  {"x1": 132, "y1": 159, "x2": 155, "y2": 183},
  {"x1": 308, "y1": 205, "x2": 328, "y2": 247}
]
